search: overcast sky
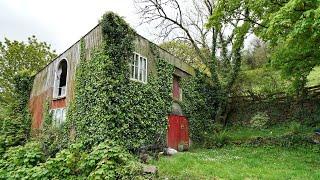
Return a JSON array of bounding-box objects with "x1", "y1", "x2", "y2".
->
[{"x1": 0, "y1": 0, "x2": 154, "y2": 54}]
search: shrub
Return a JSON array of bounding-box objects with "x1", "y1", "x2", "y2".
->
[
  {"x1": 83, "y1": 141, "x2": 143, "y2": 179},
  {"x1": 250, "y1": 112, "x2": 269, "y2": 128},
  {"x1": 202, "y1": 131, "x2": 231, "y2": 148},
  {"x1": 288, "y1": 121, "x2": 302, "y2": 134},
  {"x1": 37, "y1": 105, "x2": 67, "y2": 158},
  {"x1": 0, "y1": 135, "x2": 6, "y2": 155},
  {"x1": 0, "y1": 142, "x2": 45, "y2": 179},
  {"x1": 0, "y1": 140, "x2": 144, "y2": 179}
]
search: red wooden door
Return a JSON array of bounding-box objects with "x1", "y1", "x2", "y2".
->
[{"x1": 167, "y1": 115, "x2": 190, "y2": 150}]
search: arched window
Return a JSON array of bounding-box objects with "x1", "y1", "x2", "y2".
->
[{"x1": 54, "y1": 59, "x2": 68, "y2": 98}]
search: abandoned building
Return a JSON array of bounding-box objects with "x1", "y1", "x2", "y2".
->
[{"x1": 29, "y1": 22, "x2": 195, "y2": 150}]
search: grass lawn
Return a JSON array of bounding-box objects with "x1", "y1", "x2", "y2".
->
[
  {"x1": 154, "y1": 146, "x2": 320, "y2": 179},
  {"x1": 307, "y1": 66, "x2": 320, "y2": 87},
  {"x1": 223, "y1": 124, "x2": 314, "y2": 141}
]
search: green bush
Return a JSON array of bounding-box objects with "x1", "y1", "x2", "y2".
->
[
  {"x1": 0, "y1": 142, "x2": 45, "y2": 179},
  {"x1": 288, "y1": 121, "x2": 302, "y2": 134},
  {"x1": 0, "y1": 71, "x2": 34, "y2": 151},
  {"x1": 0, "y1": 135, "x2": 6, "y2": 155},
  {"x1": 83, "y1": 141, "x2": 143, "y2": 179},
  {"x1": 1, "y1": 140, "x2": 144, "y2": 179},
  {"x1": 250, "y1": 112, "x2": 270, "y2": 129},
  {"x1": 36, "y1": 104, "x2": 67, "y2": 158},
  {"x1": 201, "y1": 131, "x2": 231, "y2": 148}
]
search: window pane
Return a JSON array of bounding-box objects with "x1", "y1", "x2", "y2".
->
[
  {"x1": 131, "y1": 54, "x2": 135, "y2": 65},
  {"x1": 62, "y1": 109, "x2": 66, "y2": 123},
  {"x1": 143, "y1": 59, "x2": 147, "y2": 82},
  {"x1": 56, "y1": 109, "x2": 62, "y2": 124},
  {"x1": 139, "y1": 68, "x2": 143, "y2": 81},
  {"x1": 143, "y1": 58, "x2": 147, "y2": 71},
  {"x1": 141, "y1": 70, "x2": 145, "y2": 82},
  {"x1": 135, "y1": 66, "x2": 139, "y2": 79},
  {"x1": 52, "y1": 110, "x2": 56, "y2": 125},
  {"x1": 134, "y1": 54, "x2": 139, "y2": 66}
]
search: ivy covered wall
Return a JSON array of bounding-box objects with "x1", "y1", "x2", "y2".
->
[
  {"x1": 65, "y1": 12, "x2": 175, "y2": 150},
  {"x1": 181, "y1": 72, "x2": 219, "y2": 143}
]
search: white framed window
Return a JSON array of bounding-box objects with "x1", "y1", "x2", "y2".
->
[
  {"x1": 51, "y1": 108, "x2": 66, "y2": 126},
  {"x1": 129, "y1": 53, "x2": 147, "y2": 83}
]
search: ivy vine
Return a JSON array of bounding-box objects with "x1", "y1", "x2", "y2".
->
[
  {"x1": 66, "y1": 12, "x2": 174, "y2": 151},
  {"x1": 181, "y1": 71, "x2": 219, "y2": 143}
]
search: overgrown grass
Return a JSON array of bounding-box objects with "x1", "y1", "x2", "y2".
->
[
  {"x1": 154, "y1": 146, "x2": 320, "y2": 179},
  {"x1": 153, "y1": 123, "x2": 320, "y2": 179},
  {"x1": 224, "y1": 123, "x2": 314, "y2": 141}
]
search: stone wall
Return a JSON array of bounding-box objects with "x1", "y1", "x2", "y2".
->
[{"x1": 228, "y1": 92, "x2": 320, "y2": 126}]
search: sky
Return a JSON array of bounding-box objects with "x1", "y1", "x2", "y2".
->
[
  {"x1": 0, "y1": 0, "x2": 152, "y2": 54},
  {"x1": 0, "y1": 0, "x2": 255, "y2": 55}
]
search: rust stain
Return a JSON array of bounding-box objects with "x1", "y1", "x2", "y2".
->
[
  {"x1": 51, "y1": 98, "x2": 66, "y2": 109},
  {"x1": 29, "y1": 88, "x2": 52, "y2": 129}
]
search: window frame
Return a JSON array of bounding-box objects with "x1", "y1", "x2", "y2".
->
[
  {"x1": 50, "y1": 108, "x2": 67, "y2": 126},
  {"x1": 53, "y1": 58, "x2": 68, "y2": 99},
  {"x1": 129, "y1": 52, "x2": 148, "y2": 84}
]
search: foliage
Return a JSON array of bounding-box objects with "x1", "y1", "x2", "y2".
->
[
  {"x1": 180, "y1": 71, "x2": 219, "y2": 143},
  {"x1": 37, "y1": 103, "x2": 66, "y2": 157},
  {"x1": 0, "y1": 36, "x2": 56, "y2": 105},
  {"x1": 66, "y1": 12, "x2": 173, "y2": 150},
  {"x1": 201, "y1": 131, "x2": 231, "y2": 148},
  {"x1": 0, "y1": 140, "x2": 143, "y2": 179},
  {"x1": 223, "y1": 0, "x2": 320, "y2": 93},
  {"x1": 160, "y1": 40, "x2": 198, "y2": 65},
  {"x1": 137, "y1": 0, "x2": 252, "y2": 124},
  {"x1": 288, "y1": 121, "x2": 302, "y2": 134},
  {"x1": 160, "y1": 40, "x2": 210, "y2": 74},
  {"x1": 0, "y1": 71, "x2": 34, "y2": 151},
  {"x1": 0, "y1": 36, "x2": 54, "y2": 153},
  {"x1": 0, "y1": 142, "x2": 45, "y2": 179},
  {"x1": 264, "y1": 0, "x2": 320, "y2": 93},
  {"x1": 249, "y1": 112, "x2": 270, "y2": 129},
  {"x1": 233, "y1": 67, "x2": 291, "y2": 96},
  {"x1": 241, "y1": 38, "x2": 270, "y2": 70}
]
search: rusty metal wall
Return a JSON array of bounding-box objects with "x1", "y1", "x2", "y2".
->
[{"x1": 29, "y1": 24, "x2": 194, "y2": 129}]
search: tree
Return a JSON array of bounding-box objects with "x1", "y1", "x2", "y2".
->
[
  {"x1": 0, "y1": 36, "x2": 56, "y2": 146},
  {"x1": 0, "y1": 36, "x2": 56, "y2": 104},
  {"x1": 224, "y1": 0, "x2": 320, "y2": 94},
  {"x1": 160, "y1": 40, "x2": 210, "y2": 74},
  {"x1": 259, "y1": 0, "x2": 320, "y2": 94},
  {"x1": 242, "y1": 37, "x2": 269, "y2": 70},
  {"x1": 160, "y1": 40, "x2": 198, "y2": 65},
  {"x1": 135, "y1": 0, "x2": 252, "y2": 123}
]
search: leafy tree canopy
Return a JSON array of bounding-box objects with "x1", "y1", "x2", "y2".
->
[
  {"x1": 211, "y1": 0, "x2": 320, "y2": 92},
  {"x1": 0, "y1": 36, "x2": 57, "y2": 104}
]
